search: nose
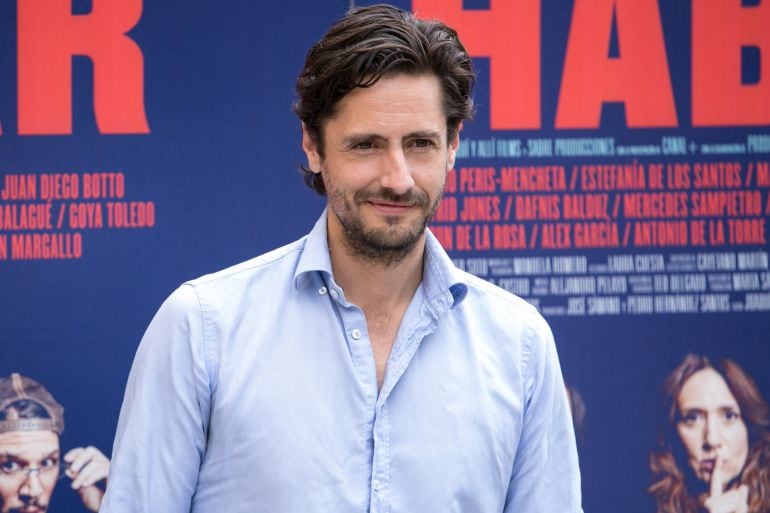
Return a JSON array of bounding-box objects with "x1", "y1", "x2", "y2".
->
[
  {"x1": 379, "y1": 148, "x2": 414, "y2": 194},
  {"x1": 20, "y1": 469, "x2": 44, "y2": 502},
  {"x1": 702, "y1": 415, "x2": 722, "y2": 451}
]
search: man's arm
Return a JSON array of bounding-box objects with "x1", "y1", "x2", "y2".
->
[
  {"x1": 504, "y1": 314, "x2": 582, "y2": 513},
  {"x1": 100, "y1": 285, "x2": 211, "y2": 513}
]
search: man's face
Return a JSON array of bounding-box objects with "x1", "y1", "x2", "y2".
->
[
  {"x1": 302, "y1": 73, "x2": 459, "y2": 263},
  {"x1": 676, "y1": 368, "x2": 749, "y2": 490},
  {"x1": 0, "y1": 430, "x2": 60, "y2": 513}
]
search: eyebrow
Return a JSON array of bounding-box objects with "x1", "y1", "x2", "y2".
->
[
  {"x1": 341, "y1": 130, "x2": 444, "y2": 147},
  {"x1": 679, "y1": 405, "x2": 740, "y2": 413},
  {"x1": 0, "y1": 450, "x2": 59, "y2": 461},
  {"x1": 0, "y1": 452, "x2": 25, "y2": 465},
  {"x1": 340, "y1": 133, "x2": 387, "y2": 147},
  {"x1": 404, "y1": 130, "x2": 443, "y2": 140}
]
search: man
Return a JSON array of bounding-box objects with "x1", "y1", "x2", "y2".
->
[
  {"x1": 0, "y1": 373, "x2": 110, "y2": 513},
  {"x1": 101, "y1": 4, "x2": 581, "y2": 512}
]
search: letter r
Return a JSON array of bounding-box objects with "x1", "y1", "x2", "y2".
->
[{"x1": 17, "y1": 0, "x2": 149, "y2": 134}]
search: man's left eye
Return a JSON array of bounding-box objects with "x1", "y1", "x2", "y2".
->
[{"x1": 41, "y1": 457, "x2": 58, "y2": 469}]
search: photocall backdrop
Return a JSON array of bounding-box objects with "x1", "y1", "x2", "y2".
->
[{"x1": 1, "y1": 1, "x2": 768, "y2": 511}]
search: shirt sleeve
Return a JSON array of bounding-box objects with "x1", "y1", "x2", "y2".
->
[
  {"x1": 503, "y1": 312, "x2": 583, "y2": 513},
  {"x1": 99, "y1": 284, "x2": 211, "y2": 513}
]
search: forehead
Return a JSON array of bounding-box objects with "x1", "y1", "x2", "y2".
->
[
  {"x1": 678, "y1": 368, "x2": 738, "y2": 409},
  {"x1": 326, "y1": 73, "x2": 446, "y2": 135},
  {"x1": 0, "y1": 430, "x2": 59, "y2": 459}
]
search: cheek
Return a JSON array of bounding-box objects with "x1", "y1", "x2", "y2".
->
[
  {"x1": 40, "y1": 473, "x2": 58, "y2": 494},
  {"x1": 322, "y1": 161, "x2": 369, "y2": 193},
  {"x1": 0, "y1": 480, "x2": 19, "y2": 503},
  {"x1": 677, "y1": 426, "x2": 702, "y2": 458},
  {"x1": 417, "y1": 168, "x2": 446, "y2": 195},
  {"x1": 728, "y1": 423, "x2": 750, "y2": 462}
]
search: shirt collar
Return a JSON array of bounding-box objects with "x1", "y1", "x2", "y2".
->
[
  {"x1": 293, "y1": 210, "x2": 468, "y2": 311},
  {"x1": 293, "y1": 210, "x2": 334, "y2": 290},
  {"x1": 422, "y1": 227, "x2": 468, "y2": 313}
]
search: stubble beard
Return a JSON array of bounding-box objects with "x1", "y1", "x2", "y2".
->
[{"x1": 329, "y1": 185, "x2": 443, "y2": 266}]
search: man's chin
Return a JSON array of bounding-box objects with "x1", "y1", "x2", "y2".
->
[
  {"x1": 365, "y1": 223, "x2": 425, "y2": 248},
  {"x1": 344, "y1": 226, "x2": 423, "y2": 264}
]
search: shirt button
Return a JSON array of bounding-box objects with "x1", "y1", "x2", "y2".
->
[
  {"x1": 372, "y1": 479, "x2": 381, "y2": 491},
  {"x1": 330, "y1": 289, "x2": 339, "y2": 299},
  {"x1": 318, "y1": 286, "x2": 328, "y2": 295},
  {"x1": 351, "y1": 329, "x2": 362, "y2": 340}
]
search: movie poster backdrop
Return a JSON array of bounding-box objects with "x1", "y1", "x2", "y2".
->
[{"x1": 1, "y1": 1, "x2": 768, "y2": 511}]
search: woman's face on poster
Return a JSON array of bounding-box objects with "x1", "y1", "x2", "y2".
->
[{"x1": 676, "y1": 367, "x2": 749, "y2": 489}]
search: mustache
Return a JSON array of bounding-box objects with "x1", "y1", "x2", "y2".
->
[
  {"x1": 9, "y1": 506, "x2": 46, "y2": 513},
  {"x1": 354, "y1": 187, "x2": 430, "y2": 207},
  {"x1": 10, "y1": 497, "x2": 48, "y2": 513}
]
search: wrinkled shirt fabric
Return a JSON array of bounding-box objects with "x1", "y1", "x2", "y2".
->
[{"x1": 100, "y1": 212, "x2": 582, "y2": 513}]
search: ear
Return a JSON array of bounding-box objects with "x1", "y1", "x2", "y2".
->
[
  {"x1": 446, "y1": 122, "x2": 462, "y2": 171},
  {"x1": 301, "y1": 123, "x2": 322, "y2": 174}
]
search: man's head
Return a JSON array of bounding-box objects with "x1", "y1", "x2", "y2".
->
[
  {"x1": 293, "y1": 3, "x2": 474, "y2": 196},
  {"x1": 0, "y1": 374, "x2": 64, "y2": 513}
]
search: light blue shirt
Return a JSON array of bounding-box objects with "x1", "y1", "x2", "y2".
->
[{"x1": 100, "y1": 212, "x2": 582, "y2": 513}]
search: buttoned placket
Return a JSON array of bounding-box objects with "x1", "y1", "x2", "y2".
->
[
  {"x1": 317, "y1": 273, "x2": 449, "y2": 513},
  {"x1": 319, "y1": 276, "x2": 384, "y2": 510}
]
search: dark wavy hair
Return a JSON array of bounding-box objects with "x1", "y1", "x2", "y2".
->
[
  {"x1": 649, "y1": 354, "x2": 770, "y2": 513},
  {"x1": 293, "y1": 4, "x2": 475, "y2": 195}
]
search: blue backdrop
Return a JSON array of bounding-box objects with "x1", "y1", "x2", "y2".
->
[{"x1": 1, "y1": 1, "x2": 769, "y2": 511}]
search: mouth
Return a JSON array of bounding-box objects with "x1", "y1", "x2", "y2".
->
[
  {"x1": 699, "y1": 458, "x2": 716, "y2": 474},
  {"x1": 366, "y1": 199, "x2": 416, "y2": 215}
]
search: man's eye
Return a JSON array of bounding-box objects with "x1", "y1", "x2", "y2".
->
[
  {"x1": 353, "y1": 141, "x2": 375, "y2": 150},
  {"x1": 41, "y1": 457, "x2": 58, "y2": 469},
  {"x1": 413, "y1": 139, "x2": 434, "y2": 148},
  {"x1": 0, "y1": 460, "x2": 21, "y2": 474}
]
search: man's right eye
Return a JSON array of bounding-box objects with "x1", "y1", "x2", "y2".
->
[
  {"x1": 353, "y1": 141, "x2": 374, "y2": 150},
  {"x1": 0, "y1": 460, "x2": 21, "y2": 474}
]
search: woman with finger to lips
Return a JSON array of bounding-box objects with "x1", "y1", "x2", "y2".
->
[{"x1": 649, "y1": 354, "x2": 770, "y2": 513}]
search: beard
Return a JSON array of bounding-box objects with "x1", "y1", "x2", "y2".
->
[{"x1": 328, "y1": 184, "x2": 443, "y2": 266}]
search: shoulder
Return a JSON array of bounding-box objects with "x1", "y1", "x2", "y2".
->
[
  {"x1": 181, "y1": 236, "x2": 306, "y2": 299},
  {"x1": 458, "y1": 269, "x2": 548, "y2": 330},
  {"x1": 190, "y1": 237, "x2": 306, "y2": 288},
  {"x1": 141, "y1": 237, "x2": 305, "y2": 329},
  {"x1": 451, "y1": 269, "x2": 555, "y2": 368},
  {"x1": 151, "y1": 237, "x2": 308, "y2": 325},
  {"x1": 460, "y1": 270, "x2": 536, "y2": 310}
]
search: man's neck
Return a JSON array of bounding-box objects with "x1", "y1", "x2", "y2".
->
[
  {"x1": 327, "y1": 222, "x2": 425, "y2": 312},
  {"x1": 326, "y1": 210, "x2": 428, "y2": 390}
]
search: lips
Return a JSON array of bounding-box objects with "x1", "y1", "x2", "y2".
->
[
  {"x1": 355, "y1": 187, "x2": 427, "y2": 209},
  {"x1": 366, "y1": 199, "x2": 416, "y2": 215},
  {"x1": 699, "y1": 458, "x2": 716, "y2": 473}
]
